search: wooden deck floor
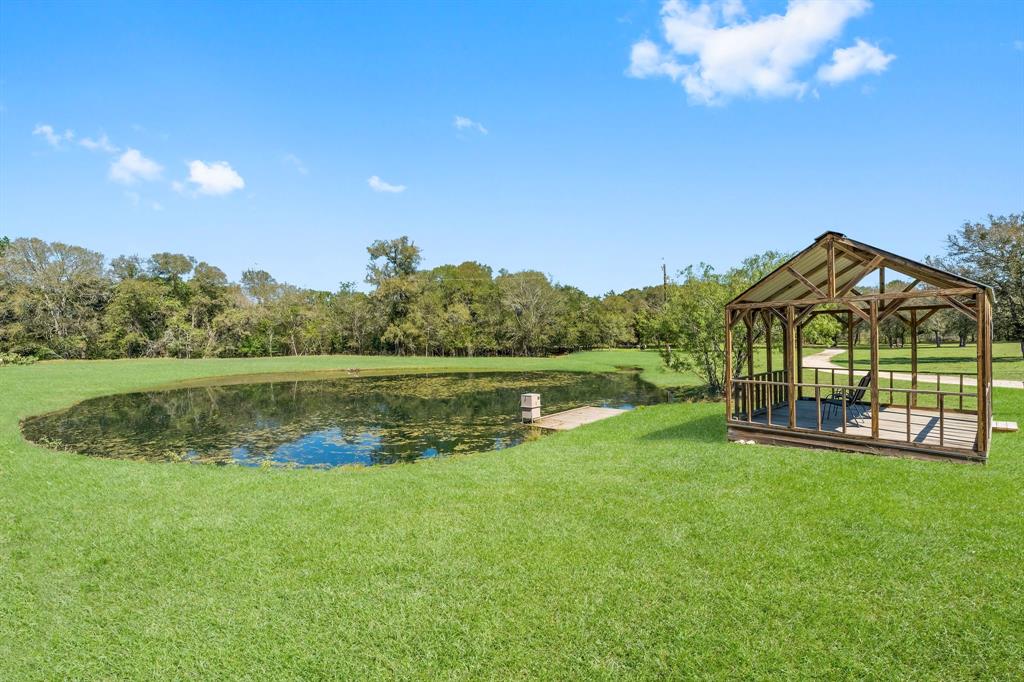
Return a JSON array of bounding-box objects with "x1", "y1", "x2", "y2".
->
[
  {"x1": 745, "y1": 400, "x2": 978, "y2": 451},
  {"x1": 530, "y1": 406, "x2": 627, "y2": 431}
]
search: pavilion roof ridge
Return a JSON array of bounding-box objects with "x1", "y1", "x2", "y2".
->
[{"x1": 727, "y1": 231, "x2": 995, "y2": 307}]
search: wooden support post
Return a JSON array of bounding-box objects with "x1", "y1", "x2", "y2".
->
[
  {"x1": 765, "y1": 311, "x2": 770, "y2": 413},
  {"x1": 786, "y1": 305, "x2": 797, "y2": 429},
  {"x1": 847, "y1": 311, "x2": 854, "y2": 386},
  {"x1": 745, "y1": 314, "x2": 754, "y2": 378},
  {"x1": 869, "y1": 299, "x2": 880, "y2": 439},
  {"x1": 976, "y1": 293, "x2": 987, "y2": 453},
  {"x1": 910, "y1": 309, "x2": 918, "y2": 408},
  {"x1": 744, "y1": 313, "x2": 755, "y2": 418},
  {"x1": 724, "y1": 308, "x2": 733, "y2": 421},
  {"x1": 985, "y1": 294, "x2": 993, "y2": 449},
  {"x1": 878, "y1": 266, "x2": 885, "y2": 316},
  {"x1": 796, "y1": 323, "x2": 804, "y2": 399}
]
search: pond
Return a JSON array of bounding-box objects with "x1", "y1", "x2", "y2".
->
[{"x1": 22, "y1": 371, "x2": 673, "y2": 468}]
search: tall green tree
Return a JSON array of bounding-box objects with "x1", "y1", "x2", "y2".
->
[
  {"x1": 0, "y1": 237, "x2": 108, "y2": 358},
  {"x1": 366, "y1": 237, "x2": 423, "y2": 354},
  {"x1": 930, "y1": 213, "x2": 1023, "y2": 357},
  {"x1": 656, "y1": 252, "x2": 790, "y2": 394},
  {"x1": 496, "y1": 270, "x2": 561, "y2": 356}
]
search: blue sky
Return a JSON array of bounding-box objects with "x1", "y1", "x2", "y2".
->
[{"x1": 1, "y1": 1, "x2": 1022, "y2": 294}]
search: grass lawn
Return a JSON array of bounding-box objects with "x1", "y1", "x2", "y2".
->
[
  {"x1": 832, "y1": 342, "x2": 1024, "y2": 381},
  {"x1": 1, "y1": 352, "x2": 1022, "y2": 679}
]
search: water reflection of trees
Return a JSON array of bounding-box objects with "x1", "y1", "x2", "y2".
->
[{"x1": 22, "y1": 372, "x2": 670, "y2": 467}]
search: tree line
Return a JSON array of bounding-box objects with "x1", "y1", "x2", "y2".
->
[
  {"x1": 0, "y1": 235, "x2": 667, "y2": 360},
  {"x1": 2, "y1": 214, "x2": 1019, "y2": 389}
]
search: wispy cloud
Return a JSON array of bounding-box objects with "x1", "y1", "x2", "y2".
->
[
  {"x1": 368, "y1": 175, "x2": 406, "y2": 193},
  {"x1": 33, "y1": 123, "x2": 74, "y2": 147},
  {"x1": 627, "y1": 0, "x2": 890, "y2": 105},
  {"x1": 186, "y1": 160, "x2": 246, "y2": 196},
  {"x1": 79, "y1": 133, "x2": 119, "y2": 154},
  {"x1": 818, "y1": 38, "x2": 894, "y2": 84},
  {"x1": 454, "y1": 115, "x2": 488, "y2": 134},
  {"x1": 109, "y1": 148, "x2": 163, "y2": 184},
  {"x1": 284, "y1": 153, "x2": 308, "y2": 175}
]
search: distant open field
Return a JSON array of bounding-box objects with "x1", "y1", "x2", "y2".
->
[
  {"x1": 833, "y1": 342, "x2": 1024, "y2": 381},
  {"x1": 2, "y1": 352, "x2": 1022, "y2": 679}
]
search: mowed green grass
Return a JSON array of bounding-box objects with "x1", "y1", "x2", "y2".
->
[
  {"x1": 833, "y1": 341, "x2": 1024, "y2": 381},
  {"x1": 1, "y1": 352, "x2": 1022, "y2": 679}
]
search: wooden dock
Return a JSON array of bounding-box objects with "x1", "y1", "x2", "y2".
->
[{"x1": 530, "y1": 405, "x2": 627, "y2": 431}]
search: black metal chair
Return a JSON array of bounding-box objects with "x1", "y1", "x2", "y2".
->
[{"x1": 821, "y1": 374, "x2": 871, "y2": 424}]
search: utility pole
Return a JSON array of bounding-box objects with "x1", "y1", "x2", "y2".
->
[{"x1": 661, "y1": 260, "x2": 668, "y2": 304}]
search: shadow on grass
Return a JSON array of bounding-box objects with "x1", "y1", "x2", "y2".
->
[{"x1": 640, "y1": 412, "x2": 724, "y2": 445}]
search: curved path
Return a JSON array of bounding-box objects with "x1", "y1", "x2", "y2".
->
[{"x1": 803, "y1": 348, "x2": 1023, "y2": 390}]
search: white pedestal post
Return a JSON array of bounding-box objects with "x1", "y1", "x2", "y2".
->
[{"x1": 521, "y1": 393, "x2": 541, "y2": 423}]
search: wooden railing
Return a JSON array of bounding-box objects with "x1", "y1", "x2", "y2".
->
[
  {"x1": 797, "y1": 366, "x2": 977, "y2": 410},
  {"x1": 731, "y1": 370, "x2": 787, "y2": 424},
  {"x1": 730, "y1": 371, "x2": 980, "y2": 450}
]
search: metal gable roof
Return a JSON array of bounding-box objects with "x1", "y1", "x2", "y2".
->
[{"x1": 728, "y1": 231, "x2": 994, "y2": 306}]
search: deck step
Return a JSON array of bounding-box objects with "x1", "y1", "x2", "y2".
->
[{"x1": 993, "y1": 421, "x2": 1018, "y2": 433}]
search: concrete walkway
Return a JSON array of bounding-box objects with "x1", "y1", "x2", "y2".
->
[{"x1": 803, "y1": 348, "x2": 1023, "y2": 389}]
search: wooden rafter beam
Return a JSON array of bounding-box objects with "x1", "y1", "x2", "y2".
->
[
  {"x1": 916, "y1": 307, "x2": 940, "y2": 326},
  {"x1": 826, "y1": 239, "x2": 837, "y2": 299},
  {"x1": 832, "y1": 240, "x2": 875, "y2": 264},
  {"x1": 728, "y1": 285, "x2": 981, "y2": 311},
  {"x1": 877, "y1": 280, "x2": 924, "y2": 322},
  {"x1": 763, "y1": 241, "x2": 868, "y2": 303},
  {"x1": 765, "y1": 257, "x2": 830, "y2": 302},
  {"x1": 942, "y1": 295, "x2": 978, "y2": 321},
  {"x1": 901, "y1": 278, "x2": 922, "y2": 293},
  {"x1": 833, "y1": 235, "x2": 965, "y2": 291},
  {"x1": 786, "y1": 265, "x2": 827, "y2": 299},
  {"x1": 846, "y1": 301, "x2": 870, "y2": 323},
  {"x1": 806, "y1": 302, "x2": 951, "y2": 317},
  {"x1": 794, "y1": 303, "x2": 820, "y2": 327},
  {"x1": 835, "y1": 256, "x2": 885, "y2": 298},
  {"x1": 826, "y1": 311, "x2": 848, "y2": 324},
  {"x1": 768, "y1": 307, "x2": 787, "y2": 324}
]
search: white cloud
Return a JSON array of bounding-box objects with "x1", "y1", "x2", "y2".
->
[
  {"x1": 454, "y1": 115, "x2": 488, "y2": 134},
  {"x1": 284, "y1": 153, "x2": 308, "y2": 175},
  {"x1": 368, "y1": 175, "x2": 406, "y2": 193},
  {"x1": 152, "y1": 202, "x2": 164, "y2": 211},
  {"x1": 628, "y1": 39, "x2": 685, "y2": 79},
  {"x1": 33, "y1": 123, "x2": 74, "y2": 147},
  {"x1": 818, "y1": 39, "x2": 894, "y2": 83},
  {"x1": 109, "y1": 148, "x2": 163, "y2": 184},
  {"x1": 721, "y1": 0, "x2": 746, "y2": 23},
  {"x1": 79, "y1": 133, "x2": 119, "y2": 153},
  {"x1": 628, "y1": 0, "x2": 886, "y2": 105},
  {"x1": 186, "y1": 160, "x2": 245, "y2": 195}
]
